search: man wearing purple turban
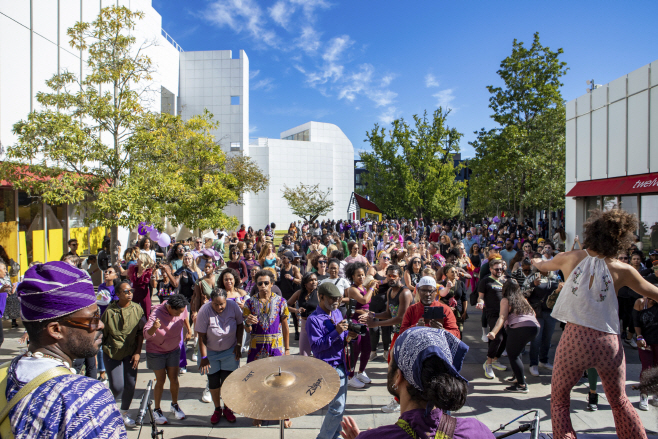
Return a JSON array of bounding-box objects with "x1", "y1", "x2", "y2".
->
[{"x1": 3, "y1": 261, "x2": 126, "y2": 438}]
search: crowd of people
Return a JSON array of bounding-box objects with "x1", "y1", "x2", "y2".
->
[{"x1": 2, "y1": 212, "x2": 658, "y2": 439}]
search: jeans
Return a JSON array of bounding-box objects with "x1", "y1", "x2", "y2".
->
[
  {"x1": 97, "y1": 350, "x2": 106, "y2": 373},
  {"x1": 529, "y1": 313, "x2": 557, "y2": 366},
  {"x1": 317, "y1": 364, "x2": 347, "y2": 439}
]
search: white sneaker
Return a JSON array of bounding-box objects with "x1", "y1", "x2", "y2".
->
[
  {"x1": 483, "y1": 362, "x2": 495, "y2": 379},
  {"x1": 101, "y1": 378, "x2": 109, "y2": 388},
  {"x1": 122, "y1": 413, "x2": 136, "y2": 428},
  {"x1": 170, "y1": 402, "x2": 186, "y2": 420},
  {"x1": 381, "y1": 398, "x2": 400, "y2": 413},
  {"x1": 348, "y1": 377, "x2": 365, "y2": 389},
  {"x1": 355, "y1": 372, "x2": 371, "y2": 384},
  {"x1": 640, "y1": 394, "x2": 649, "y2": 411},
  {"x1": 192, "y1": 353, "x2": 198, "y2": 362},
  {"x1": 539, "y1": 362, "x2": 553, "y2": 370},
  {"x1": 481, "y1": 333, "x2": 489, "y2": 343},
  {"x1": 179, "y1": 367, "x2": 187, "y2": 375},
  {"x1": 153, "y1": 408, "x2": 168, "y2": 425},
  {"x1": 383, "y1": 349, "x2": 389, "y2": 359},
  {"x1": 369, "y1": 352, "x2": 378, "y2": 361},
  {"x1": 501, "y1": 350, "x2": 508, "y2": 357},
  {"x1": 629, "y1": 338, "x2": 638, "y2": 349},
  {"x1": 529, "y1": 365, "x2": 539, "y2": 377},
  {"x1": 492, "y1": 361, "x2": 507, "y2": 371},
  {"x1": 650, "y1": 396, "x2": 658, "y2": 407},
  {"x1": 201, "y1": 384, "x2": 212, "y2": 403}
]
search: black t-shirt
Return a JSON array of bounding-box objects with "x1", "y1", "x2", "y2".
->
[
  {"x1": 633, "y1": 304, "x2": 658, "y2": 345},
  {"x1": 440, "y1": 279, "x2": 466, "y2": 312},
  {"x1": 528, "y1": 279, "x2": 559, "y2": 311},
  {"x1": 477, "y1": 275, "x2": 504, "y2": 314}
]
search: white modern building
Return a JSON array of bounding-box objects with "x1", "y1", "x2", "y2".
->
[
  {"x1": 565, "y1": 59, "x2": 658, "y2": 250},
  {"x1": 249, "y1": 122, "x2": 355, "y2": 228},
  {"x1": 0, "y1": 0, "x2": 353, "y2": 272}
]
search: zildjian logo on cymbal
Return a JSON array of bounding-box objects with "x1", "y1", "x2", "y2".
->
[{"x1": 307, "y1": 378, "x2": 323, "y2": 396}]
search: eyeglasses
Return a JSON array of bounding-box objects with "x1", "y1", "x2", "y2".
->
[
  {"x1": 121, "y1": 287, "x2": 135, "y2": 293},
  {"x1": 71, "y1": 243, "x2": 78, "y2": 246},
  {"x1": 62, "y1": 310, "x2": 101, "y2": 331},
  {"x1": 257, "y1": 281, "x2": 270, "y2": 286},
  {"x1": 492, "y1": 268, "x2": 504, "y2": 272},
  {"x1": 413, "y1": 261, "x2": 421, "y2": 265}
]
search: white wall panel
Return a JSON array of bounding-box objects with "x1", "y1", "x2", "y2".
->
[
  {"x1": 576, "y1": 114, "x2": 591, "y2": 181},
  {"x1": 33, "y1": 0, "x2": 58, "y2": 43},
  {"x1": 592, "y1": 85, "x2": 607, "y2": 110},
  {"x1": 608, "y1": 100, "x2": 627, "y2": 177},
  {"x1": 32, "y1": 35, "x2": 59, "y2": 111},
  {"x1": 652, "y1": 62, "x2": 658, "y2": 88},
  {"x1": 627, "y1": 90, "x2": 649, "y2": 175},
  {"x1": 81, "y1": 0, "x2": 101, "y2": 25},
  {"x1": 650, "y1": 87, "x2": 658, "y2": 173},
  {"x1": 565, "y1": 119, "x2": 577, "y2": 184},
  {"x1": 609, "y1": 76, "x2": 627, "y2": 103},
  {"x1": 0, "y1": 1, "x2": 30, "y2": 28},
  {"x1": 628, "y1": 64, "x2": 649, "y2": 96},
  {"x1": 591, "y1": 108, "x2": 608, "y2": 180},
  {"x1": 576, "y1": 94, "x2": 590, "y2": 117}
]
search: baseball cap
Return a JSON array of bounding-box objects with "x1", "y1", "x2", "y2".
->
[
  {"x1": 283, "y1": 251, "x2": 295, "y2": 260},
  {"x1": 318, "y1": 282, "x2": 342, "y2": 297},
  {"x1": 650, "y1": 250, "x2": 658, "y2": 256}
]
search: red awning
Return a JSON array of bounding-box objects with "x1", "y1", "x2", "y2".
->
[
  {"x1": 567, "y1": 172, "x2": 658, "y2": 197},
  {"x1": 353, "y1": 193, "x2": 381, "y2": 213}
]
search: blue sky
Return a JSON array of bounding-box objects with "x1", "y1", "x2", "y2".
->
[{"x1": 153, "y1": 0, "x2": 658, "y2": 159}]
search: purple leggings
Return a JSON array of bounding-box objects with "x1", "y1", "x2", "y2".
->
[{"x1": 348, "y1": 330, "x2": 371, "y2": 377}]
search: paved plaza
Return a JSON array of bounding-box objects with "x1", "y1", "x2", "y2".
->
[{"x1": 1, "y1": 306, "x2": 657, "y2": 438}]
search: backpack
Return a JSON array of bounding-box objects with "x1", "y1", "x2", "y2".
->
[{"x1": 0, "y1": 361, "x2": 73, "y2": 438}]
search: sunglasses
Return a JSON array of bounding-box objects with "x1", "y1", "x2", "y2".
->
[
  {"x1": 492, "y1": 268, "x2": 504, "y2": 272},
  {"x1": 62, "y1": 309, "x2": 101, "y2": 331},
  {"x1": 257, "y1": 281, "x2": 270, "y2": 286},
  {"x1": 318, "y1": 260, "x2": 327, "y2": 264}
]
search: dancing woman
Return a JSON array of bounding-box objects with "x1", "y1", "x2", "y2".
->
[{"x1": 533, "y1": 209, "x2": 658, "y2": 439}]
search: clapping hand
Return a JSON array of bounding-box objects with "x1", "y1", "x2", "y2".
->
[{"x1": 153, "y1": 318, "x2": 162, "y2": 330}]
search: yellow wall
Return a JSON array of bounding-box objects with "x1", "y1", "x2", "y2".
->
[
  {"x1": 48, "y1": 229, "x2": 64, "y2": 262},
  {"x1": 32, "y1": 230, "x2": 47, "y2": 264},
  {"x1": 90, "y1": 227, "x2": 106, "y2": 254},
  {"x1": 360, "y1": 209, "x2": 382, "y2": 221},
  {"x1": 70, "y1": 227, "x2": 89, "y2": 255}
]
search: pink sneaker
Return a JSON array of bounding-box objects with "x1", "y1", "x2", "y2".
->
[
  {"x1": 210, "y1": 409, "x2": 222, "y2": 424},
  {"x1": 223, "y1": 406, "x2": 236, "y2": 423}
]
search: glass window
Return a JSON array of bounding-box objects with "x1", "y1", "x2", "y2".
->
[
  {"x1": 230, "y1": 142, "x2": 241, "y2": 151},
  {"x1": 45, "y1": 204, "x2": 67, "y2": 262},
  {"x1": 640, "y1": 195, "x2": 658, "y2": 251},
  {"x1": 603, "y1": 196, "x2": 617, "y2": 211},
  {"x1": 0, "y1": 189, "x2": 18, "y2": 272},
  {"x1": 585, "y1": 196, "x2": 601, "y2": 220}
]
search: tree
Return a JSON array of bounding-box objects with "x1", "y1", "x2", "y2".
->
[
  {"x1": 468, "y1": 32, "x2": 568, "y2": 220},
  {"x1": 2, "y1": 6, "x2": 267, "y2": 261},
  {"x1": 360, "y1": 108, "x2": 465, "y2": 220},
  {"x1": 282, "y1": 183, "x2": 335, "y2": 223}
]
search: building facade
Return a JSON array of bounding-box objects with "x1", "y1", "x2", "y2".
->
[
  {"x1": 248, "y1": 122, "x2": 355, "y2": 228},
  {"x1": 565, "y1": 60, "x2": 658, "y2": 250}
]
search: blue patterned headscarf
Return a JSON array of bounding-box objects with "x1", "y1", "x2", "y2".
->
[{"x1": 393, "y1": 327, "x2": 469, "y2": 390}]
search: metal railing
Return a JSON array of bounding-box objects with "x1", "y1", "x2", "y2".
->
[{"x1": 161, "y1": 29, "x2": 183, "y2": 52}]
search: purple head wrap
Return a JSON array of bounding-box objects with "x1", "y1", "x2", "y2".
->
[
  {"x1": 18, "y1": 261, "x2": 96, "y2": 322},
  {"x1": 393, "y1": 327, "x2": 469, "y2": 390}
]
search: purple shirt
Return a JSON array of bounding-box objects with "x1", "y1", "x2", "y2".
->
[
  {"x1": 306, "y1": 307, "x2": 347, "y2": 368},
  {"x1": 357, "y1": 408, "x2": 493, "y2": 439}
]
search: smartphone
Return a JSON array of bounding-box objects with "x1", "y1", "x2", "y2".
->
[{"x1": 423, "y1": 306, "x2": 445, "y2": 320}]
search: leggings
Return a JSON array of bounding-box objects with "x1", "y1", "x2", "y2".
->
[
  {"x1": 551, "y1": 323, "x2": 646, "y2": 439},
  {"x1": 104, "y1": 353, "x2": 138, "y2": 411},
  {"x1": 369, "y1": 324, "x2": 392, "y2": 352},
  {"x1": 73, "y1": 356, "x2": 97, "y2": 379},
  {"x1": 588, "y1": 368, "x2": 598, "y2": 391},
  {"x1": 506, "y1": 325, "x2": 539, "y2": 386},
  {"x1": 349, "y1": 330, "x2": 371, "y2": 377},
  {"x1": 618, "y1": 297, "x2": 636, "y2": 337},
  {"x1": 299, "y1": 319, "x2": 312, "y2": 356},
  {"x1": 290, "y1": 312, "x2": 299, "y2": 334},
  {"x1": 638, "y1": 344, "x2": 658, "y2": 381},
  {"x1": 487, "y1": 313, "x2": 507, "y2": 359}
]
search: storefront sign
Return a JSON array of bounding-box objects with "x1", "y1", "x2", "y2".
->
[{"x1": 567, "y1": 172, "x2": 658, "y2": 197}]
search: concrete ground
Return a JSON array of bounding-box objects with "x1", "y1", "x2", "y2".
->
[{"x1": 1, "y1": 305, "x2": 658, "y2": 438}]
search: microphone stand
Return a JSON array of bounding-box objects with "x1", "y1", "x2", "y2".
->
[{"x1": 136, "y1": 380, "x2": 164, "y2": 439}]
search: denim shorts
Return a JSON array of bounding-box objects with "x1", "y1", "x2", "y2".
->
[
  {"x1": 198, "y1": 346, "x2": 240, "y2": 375},
  {"x1": 146, "y1": 348, "x2": 181, "y2": 371}
]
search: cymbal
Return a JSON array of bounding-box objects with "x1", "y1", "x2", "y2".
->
[{"x1": 221, "y1": 355, "x2": 340, "y2": 420}]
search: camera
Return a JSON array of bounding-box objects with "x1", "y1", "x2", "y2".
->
[
  {"x1": 345, "y1": 298, "x2": 368, "y2": 335},
  {"x1": 423, "y1": 306, "x2": 445, "y2": 321}
]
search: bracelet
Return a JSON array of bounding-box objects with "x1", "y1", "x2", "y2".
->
[
  {"x1": 637, "y1": 336, "x2": 644, "y2": 341},
  {"x1": 201, "y1": 356, "x2": 208, "y2": 360}
]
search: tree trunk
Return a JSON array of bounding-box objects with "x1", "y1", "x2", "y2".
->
[{"x1": 110, "y1": 224, "x2": 119, "y2": 266}]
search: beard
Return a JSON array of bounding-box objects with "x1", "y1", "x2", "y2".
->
[
  {"x1": 64, "y1": 330, "x2": 102, "y2": 359},
  {"x1": 388, "y1": 279, "x2": 400, "y2": 288},
  {"x1": 387, "y1": 366, "x2": 400, "y2": 399}
]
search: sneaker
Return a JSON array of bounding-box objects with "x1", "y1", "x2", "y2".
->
[
  {"x1": 122, "y1": 413, "x2": 136, "y2": 428},
  {"x1": 586, "y1": 392, "x2": 598, "y2": 411},
  {"x1": 210, "y1": 409, "x2": 222, "y2": 424},
  {"x1": 492, "y1": 361, "x2": 507, "y2": 371},
  {"x1": 153, "y1": 408, "x2": 168, "y2": 425},
  {"x1": 369, "y1": 351, "x2": 378, "y2": 361},
  {"x1": 192, "y1": 353, "x2": 198, "y2": 362},
  {"x1": 223, "y1": 406, "x2": 236, "y2": 423},
  {"x1": 381, "y1": 398, "x2": 400, "y2": 413},
  {"x1": 348, "y1": 377, "x2": 365, "y2": 389},
  {"x1": 539, "y1": 362, "x2": 553, "y2": 371},
  {"x1": 355, "y1": 372, "x2": 371, "y2": 384},
  {"x1": 483, "y1": 362, "x2": 495, "y2": 379},
  {"x1": 202, "y1": 384, "x2": 212, "y2": 403},
  {"x1": 505, "y1": 384, "x2": 529, "y2": 393},
  {"x1": 101, "y1": 378, "x2": 109, "y2": 388},
  {"x1": 502, "y1": 350, "x2": 508, "y2": 357},
  {"x1": 650, "y1": 396, "x2": 658, "y2": 407},
  {"x1": 640, "y1": 394, "x2": 649, "y2": 411},
  {"x1": 529, "y1": 366, "x2": 539, "y2": 377},
  {"x1": 481, "y1": 333, "x2": 489, "y2": 343},
  {"x1": 170, "y1": 403, "x2": 186, "y2": 420},
  {"x1": 506, "y1": 375, "x2": 526, "y2": 383},
  {"x1": 179, "y1": 367, "x2": 187, "y2": 375},
  {"x1": 629, "y1": 338, "x2": 638, "y2": 349}
]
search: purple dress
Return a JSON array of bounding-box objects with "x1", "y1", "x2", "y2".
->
[
  {"x1": 356, "y1": 408, "x2": 494, "y2": 439},
  {"x1": 243, "y1": 294, "x2": 289, "y2": 363}
]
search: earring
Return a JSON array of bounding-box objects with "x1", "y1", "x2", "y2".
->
[{"x1": 392, "y1": 384, "x2": 398, "y2": 390}]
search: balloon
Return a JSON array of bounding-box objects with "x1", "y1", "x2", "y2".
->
[
  {"x1": 144, "y1": 224, "x2": 155, "y2": 233},
  {"x1": 158, "y1": 233, "x2": 171, "y2": 248},
  {"x1": 149, "y1": 230, "x2": 160, "y2": 241},
  {"x1": 492, "y1": 216, "x2": 500, "y2": 223},
  {"x1": 137, "y1": 222, "x2": 148, "y2": 236}
]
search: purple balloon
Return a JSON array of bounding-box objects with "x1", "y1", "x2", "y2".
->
[
  {"x1": 157, "y1": 233, "x2": 171, "y2": 248},
  {"x1": 149, "y1": 230, "x2": 160, "y2": 241}
]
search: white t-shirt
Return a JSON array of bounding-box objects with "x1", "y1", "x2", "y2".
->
[
  {"x1": 320, "y1": 277, "x2": 351, "y2": 296},
  {"x1": 140, "y1": 249, "x2": 156, "y2": 261}
]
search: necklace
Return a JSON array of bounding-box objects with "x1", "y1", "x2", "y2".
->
[{"x1": 25, "y1": 351, "x2": 77, "y2": 373}]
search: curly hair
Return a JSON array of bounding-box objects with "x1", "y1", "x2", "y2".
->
[
  {"x1": 345, "y1": 262, "x2": 367, "y2": 282},
  {"x1": 583, "y1": 208, "x2": 637, "y2": 258},
  {"x1": 220, "y1": 268, "x2": 242, "y2": 289},
  {"x1": 502, "y1": 279, "x2": 534, "y2": 316}
]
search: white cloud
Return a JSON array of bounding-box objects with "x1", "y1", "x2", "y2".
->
[
  {"x1": 433, "y1": 89, "x2": 455, "y2": 110},
  {"x1": 425, "y1": 73, "x2": 439, "y2": 88},
  {"x1": 252, "y1": 78, "x2": 275, "y2": 91},
  {"x1": 379, "y1": 106, "x2": 399, "y2": 125},
  {"x1": 322, "y1": 35, "x2": 352, "y2": 63},
  {"x1": 269, "y1": 1, "x2": 292, "y2": 28},
  {"x1": 204, "y1": 0, "x2": 278, "y2": 47},
  {"x1": 296, "y1": 26, "x2": 322, "y2": 54},
  {"x1": 380, "y1": 74, "x2": 395, "y2": 87},
  {"x1": 250, "y1": 69, "x2": 260, "y2": 79},
  {"x1": 249, "y1": 125, "x2": 258, "y2": 134}
]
